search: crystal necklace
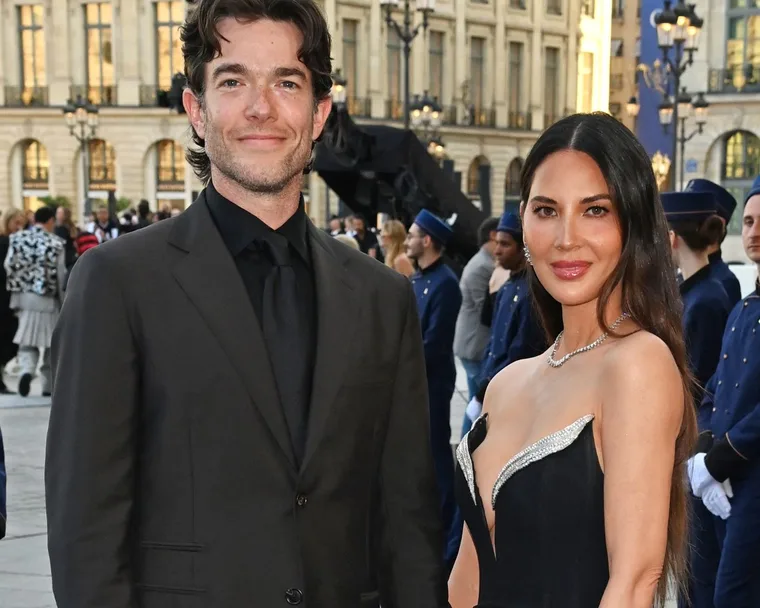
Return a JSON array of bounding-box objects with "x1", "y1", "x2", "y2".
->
[{"x1": 547, "y1": 312, "x2": 630, "y2": 368}]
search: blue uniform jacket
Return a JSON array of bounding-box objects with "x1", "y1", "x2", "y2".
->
[
  {"x1": 680, "y1": 266, "x2": 732, "y2": 391},
  {"x1": 411, "y1": 258, "x2": 462, "y2": 401},
  {"x1": 708, "y1": 251, "x2": 742, "y2": 308},
  {"x1": 475, "y1": 269, "x2": 546, "y2": 401},
  {"x1": 698, "y1": 283, "x2": 760, "y2": 482}
]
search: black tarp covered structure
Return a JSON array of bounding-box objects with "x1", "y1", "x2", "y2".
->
[{"x1": 314, "y1": 112, "x2": 487, "y2": 265}]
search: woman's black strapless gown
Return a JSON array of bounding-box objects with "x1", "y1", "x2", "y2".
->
[{"x1": 454, "y1": 413, "x2": 609, "y2": 608}]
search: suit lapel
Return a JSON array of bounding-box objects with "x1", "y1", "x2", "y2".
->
[
  {"x1": 167, "y1": 194, "x2": 297, "y2": 471},
  {"x1": 301, "y1": 225, "x2": 360, "y2": 472}
]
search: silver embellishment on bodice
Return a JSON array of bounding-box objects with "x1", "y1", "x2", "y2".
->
[
  {"x1": 490, "y1": 415, "x2": 595, "y2": 508},
  {"x1": 456, "y1": 414, "x2": 487, "y2": 505}
]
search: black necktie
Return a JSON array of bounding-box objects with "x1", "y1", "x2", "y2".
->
[{"x1": 260, "y1": 233, "x2": 308, "y2": 464}]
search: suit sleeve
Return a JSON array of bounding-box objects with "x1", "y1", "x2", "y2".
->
[
  {"x1": 421, "y1": 279, "x2": 462, "y2": 366},
  {"x1": 695, "y1": 374, "x2": 717, "y2": 453},
  {"x1": 377, "y1": 282, "x2": 449, "y2": 608},
  {"x1": 46, "y1": 247, "x2": 139, "y2": 608}
]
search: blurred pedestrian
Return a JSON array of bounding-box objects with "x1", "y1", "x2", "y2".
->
[
  {"x1": 453, "y1": 216, "x2": 498, "y2": 405},
  {"x1": 0, "y1": 208, "x2": 26, "y2": 394},
  {"x1": 4, "y1": 206, "x2": 65, "y2": 397},
  {"x1": 381, "y1": 219, "x2": 414, "y2": 277}
]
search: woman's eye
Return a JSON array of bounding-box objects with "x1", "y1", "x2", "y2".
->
[
  {"x1": 586, "y1": 206, "x2": 609, "y2": 217},
  {"x1": 533, "y1": 206, "x2": 555, "y2": 218}
]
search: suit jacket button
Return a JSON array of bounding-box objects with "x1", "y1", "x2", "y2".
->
[
  {"x1": 285, "y1": 588, "x2": 303, "y2": 605},
  {"x1": 296, "y1": 494, "x2": 308, "y2": 507}
]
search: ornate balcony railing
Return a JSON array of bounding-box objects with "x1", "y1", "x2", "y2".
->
[{"x1": 4, "y1": 86, "x2": 49, "y2": 107}]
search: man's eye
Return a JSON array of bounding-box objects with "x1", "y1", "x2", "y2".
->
[
  {"x1": 281, "y1": 81, "x2": 299, "y2": 90},
  {"x1": 221, "y1": 79, "x2": 239, "y2": 88}
]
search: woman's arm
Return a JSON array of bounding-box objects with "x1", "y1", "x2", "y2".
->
[
  {"x1": 599, "y1": 332, "x2": 684, "y2": 608},
  {"x1": 448, "y1": 525, "x2": 479, "y2": 608}
]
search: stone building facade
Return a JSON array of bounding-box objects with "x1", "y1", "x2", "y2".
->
[{"x1": 0, "y1": 0, "x2": 612, "y2": 226}]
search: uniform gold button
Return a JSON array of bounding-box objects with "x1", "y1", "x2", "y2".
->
[
  {"x1": 713, "y1": 407, "x2": 716, "y2": 412},
  {"x1": 718, "y1": 380, "x2": 722, "y2": 385},
  {"x1": 723, "y1": 354, "x2": 728, "y2": 359},
  {"x1": 736, "y1": 383, "x2": 740, "y2": 388},
  {"x1": 732, "y1": 327, "x2": 736, "y2": 332},
  {"x1": 744, "y1": 358, "x2": 748, "y2": 363}
]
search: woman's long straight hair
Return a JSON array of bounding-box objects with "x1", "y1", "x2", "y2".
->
[{"x1": 520, "y1": 112, "x2": 697, "y2": 606}]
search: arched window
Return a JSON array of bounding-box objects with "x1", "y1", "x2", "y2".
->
[
  {"x1": 505, "y1": 157, "x2": 523, "y2": 198},
  {"x1": 467, "y1": 155, "x2": 489, "y2": 197},
  {"x1": 88, "y1": 139, "x2": 116, "y2": 190},
  {"x1": 721, "y1": 130, "x2": 760, "y2": 234},
  {"x1": 18, "y1": 139, "x2": 50, "y2": 211},
  {"x1": 22, "y1": 140, "x2": 49, "y2": 187},
  {"x1": 156, "y1": 140, "x2": 185, "y2": 188}
]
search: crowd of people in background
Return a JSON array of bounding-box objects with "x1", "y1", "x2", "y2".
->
[{"x1": 0, "y1": 198, "x2": 183, "y2": 396}]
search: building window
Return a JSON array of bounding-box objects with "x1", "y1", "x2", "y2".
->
[
  {"x1": 510, "y1": 0, "x2": 527, "y2": 8},
  {"x1": 722, "y1": 130, "x2": 760, "y2": 234},
  {"x1": 387, "y1": 27, "x2": 403, "y2": 119},
  {"x1": 157, "y1": 140, "x2": 185, "y2": 189},
  {"x1": 429, "y1": 31, "x2": 444, "y2": 102},
  {"x1": 612, "y1": 0, "x2": 625, "y2": 18},
  {"x1": 544, "y1": 47, "x2": 559, "y2": 125},
  {"x1": 578, "y1": 52, "x2": 594, "y2": 113},
  {"x1": 342, "y1": 19, "x2": 359, "y2": 99},
  {"x1": 18, "y1": 5, "x2": 46, "y2": 105},
  {"x1": 611, "y1": 39, "x2": 624, "y2": 57},
  {"x1": 467, "y1": 155, "x2": 489, "y2": 198},
  {"x1": 155, "y1": 2, "x2": 185, "y2": 91},
  {"x1": 470, "y1": 37, "x2": 485, "y2": 113},
  {"x1": 508, "y1": 42, "x2": 523, "y2": 119},
  {"x1": 726, "y1": 3, "x2": 760, "y2": 90},
  {"x1": 547, "y1": 0, "x2": 563, "y2": 16},
  {"x1": 581, "y1": 0, "x2": 595, "y2": 16},
  {"x1": 22, "y1": 140, "x2": 49, "y2": 187},
  {"x1": 85, "y1": 3, "x2": 115, "y2": 105},
  {"x1": 89, "y1": 139, "x2": 117, "y2": 190},
  {"x1": 505, "y1": 158, "x2": 523, "y2": 199}
]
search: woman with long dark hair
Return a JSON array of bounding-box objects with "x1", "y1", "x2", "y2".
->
[{"x1": 449, "y1": 113, "x2": 697, "y2": 608}]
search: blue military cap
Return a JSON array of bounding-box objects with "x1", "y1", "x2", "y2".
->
[
  {"x1": 413, "y1": 209, "x2": 454, "y2": 245},
  {"x1": 744, "y1": 175, "x2": 760, "y2": 206},
  {"x1": 497, "y1": 212, "x2": 521, "y2": 238},
  {"x1": 684, "y1": 179, "x2": 737, "y2": 224},
  {"x1": 661, "y1": 191, "x2": 717, "y2": 223}
]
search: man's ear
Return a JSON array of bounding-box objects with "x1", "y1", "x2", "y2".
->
[
  {"x1": 183, "y1": 88, "x2": 206, "y2": 140},
  {"x1": 312, "y1": 96, "x2": 333, "y2": 141}
]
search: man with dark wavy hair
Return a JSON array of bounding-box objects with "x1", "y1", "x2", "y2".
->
[{"x1": 46, "y1": 1, "x2": 448, "y2": 607}]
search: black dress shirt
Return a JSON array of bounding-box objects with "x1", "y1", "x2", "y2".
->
[{"x1": 206, "y1": 182, "x2": 317, "y2": 415}]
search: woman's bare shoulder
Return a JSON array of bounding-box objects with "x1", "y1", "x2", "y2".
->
[
  {"x1": 601, "y1": 330, "x2": 684, "y2": 424},
  {"x1": 482, "y1": 355, "x2": 543, "y2": 413}
]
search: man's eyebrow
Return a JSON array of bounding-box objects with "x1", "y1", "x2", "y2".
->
[
  {"x1": 273, "y1": 66, "x2": 307, "y2": 80},
  {"x1": 210, "y1": 62, "x2": 249, "y2": 81}
]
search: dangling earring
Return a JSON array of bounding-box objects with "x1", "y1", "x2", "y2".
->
[{"x1": 524, "y1": 245, "x2": 533, "y2": 266}]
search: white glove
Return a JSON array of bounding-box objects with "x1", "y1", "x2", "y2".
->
[
  {"x1": 701, "y1": 478, "x2": 734, "y2": 520},
  {"x1": 688, "y1": 453, "x2": 715, "y2": 498},
  {"x1": 466, "y1": 397, "x2": 482, "y2": 422}
]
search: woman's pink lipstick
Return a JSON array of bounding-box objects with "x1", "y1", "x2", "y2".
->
[{"x1": 550, "y1": 261, "x2": 591, "y2": 280}]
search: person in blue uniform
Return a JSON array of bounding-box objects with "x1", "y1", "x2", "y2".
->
[
  {"x1": 684, "y1": 178, "x2": 742, "y2": 306},
  {"x1": 686, "y1": 187, "x2": 760, "y2": 608},
  {"x1": 465, "y1": 212, "x2": 546, "y2": 420},
  {"x1": 663, "y1": 192, "x2": 733, "y2": 608},
  {"x1": 405, "y1": 209, "x2": 462, "y2": 568},
  {"x1": 662, "y1": 192, "x2": 732, "y2": 391}
]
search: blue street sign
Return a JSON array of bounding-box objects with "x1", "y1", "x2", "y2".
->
[{"x1": 685, "y1": 159, "x2": 698, "y2": 173}]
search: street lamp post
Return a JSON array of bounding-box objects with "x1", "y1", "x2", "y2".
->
[
  {"x1": 626, "y1": 0, "x2": 705, "y2": 190},
  {"x1": 410, "y1": 90, "x2": 446, "y2": 161},
  {"x1": 63, "y1": 95, "x2": 99, "y2": 218},
  {"x1": 380, "y1": 0, "x2": 436, "y2": 130}
]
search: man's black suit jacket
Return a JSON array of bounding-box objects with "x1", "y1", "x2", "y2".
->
[{"x1": 46, "y1": 191, "x2": 448, "y2": 608}]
